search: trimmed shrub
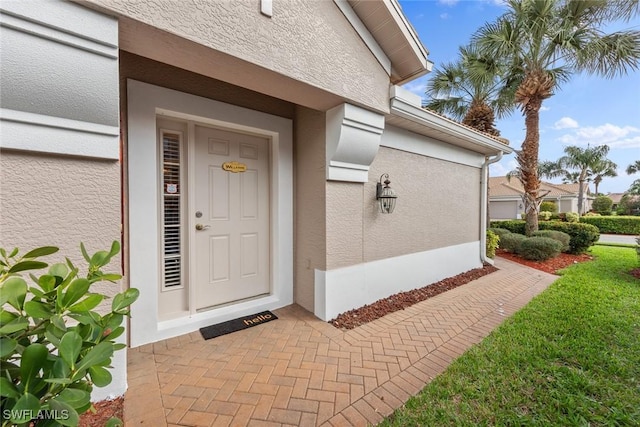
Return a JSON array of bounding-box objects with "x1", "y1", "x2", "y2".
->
[
  {"x1": 499, "y1": 233, "x2": 527, "y2": 253},
  {"x1": 488, "y1": 227, "x2": 512, "y2": 238},
  {"x1": 489, "y1": 220, "x2": 525, "y2": 235},
  {"x1": 565, "y1": 212, "x2": 579, "y2": 223},
  {"x1": 517, "y1": 237, "x2": 563, "y2": 261},
  {"x1": 592, "y1": 195, "x2": 613, "y2": 215},
  {"x1": 540, "y1": 201, "x2": 558, "y2": 213},
  {"x1": 539, "y1": 211, "x2": 552, "y2": 221},
  {"x1": 580, "y1": 215, "x2": 640, "y2": 235},
  {"x1": 532, "y1": 230, "x2": 570, "y2": 252},
  {"x1": 584, "y1": 212, "x2": 601, "y2": 217},
  {"x1": 490, "y1": 220, "x2": 600, "y2": 254},
  {"x1": 539, "y1": 221, "x2": 600, "y2": 254},
  {"x1": 486, "y1": 230, "x2": 499, "y2": 259}
]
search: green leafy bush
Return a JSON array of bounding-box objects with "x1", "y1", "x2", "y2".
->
[
  {"x1": 489, "y1": 220, "x2": 600, "y2": 254},
  {"x1": 489, "y1": 220, "x2": 526, "y2": 235},
  {"x1": 486, "y1": 230, "x2": 499, "y2": 259},
  {"x1": 540, "y1": 201, "x2": 558, "y2": 213},
  {"x1": 565, "y1": 212, "x2": 579, "y2": 223},
  {"x1": 0, "y1": 242, "x2": 138, "y2": 427},
  {"x1": 580, "y1": 216, "x2": 640, "y2": 235},
  {"x1": 532, "y1": 230, "x2": 570, "y2": 252},
  {"x1": 540, "y1": 222, "x2": 600, "y2": 254},
  {"x1": 488, "y1": 228, "x2": 512, "y2": 238},
  {"x1": 616, "y1": 194, "x2": 640, "y2": 216},
  {"x1": 499, "y1": 233, "x2": 527, "y2": 253},
  {"x1": 517, "y1": 237, "x2": 563, "y2": 261},
  {"x1": 591, "y1": 196, "x2": 613, "y2": 215},
  {"x1": 538, "y1": 211, "x2": 552, "y2": 221},
  {"x1": 583, "y1": 212, "x2": 601, "y2": 217}
]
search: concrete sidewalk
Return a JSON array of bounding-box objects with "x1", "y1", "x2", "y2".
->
[
  {"x1": 124, "y1": 258, "x2": 557, "y2": 427},
  {"x1": 598, "y1": 234, "x2": 638, "y2": 245}
]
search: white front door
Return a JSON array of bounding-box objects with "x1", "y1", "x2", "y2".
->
[{"x1": 194, "y1": 125, "x2": 271, "y2": 310}]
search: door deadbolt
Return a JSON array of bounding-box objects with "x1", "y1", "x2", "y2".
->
[
  {"x1": 195, "y1": 223, "x2": 210, "y2": 231},
  {"x1": 195, "y1": 211, "x2": 202, "y2": 218}
]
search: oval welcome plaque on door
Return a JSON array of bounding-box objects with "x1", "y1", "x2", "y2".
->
[{"x1": 222, "y1": 161, "x2": 247, "y2": 173}]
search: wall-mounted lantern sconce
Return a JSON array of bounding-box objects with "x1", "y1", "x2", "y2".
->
[
  {"x1": 518, "y1": 203, "x2": 523, "y2": 209},
  {"x1": 376, "y1": 173, "x2": 397, "y2": 214}
]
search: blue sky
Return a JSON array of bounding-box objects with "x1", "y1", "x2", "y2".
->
[{"x1": 398, "y1": 0, "x2": 640, "y2": 194}]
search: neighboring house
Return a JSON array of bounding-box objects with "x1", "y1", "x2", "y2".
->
[
  {"x1": 0, "y1": 0, "x2": 512, "y2": 400},
  {"x1": 607, "y1": 193, "x2": 628, "y2": 211},
  {"x1": 489, "y1": 176, "x2": 593, "y2": 219},
  {"x1": 608, "y1": 192, "x2": 640, "y2": 213}
]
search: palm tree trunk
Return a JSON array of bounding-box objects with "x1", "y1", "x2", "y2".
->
[
  {"x1": 520, "y1": 101, "x2": 542, "y2": 236},
  {"x1": 578, "y1": 180, "x2": 584, "y2": 214}
]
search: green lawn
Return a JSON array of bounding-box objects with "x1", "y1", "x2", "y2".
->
[{"x1": 380, "y1": 246, "x2": 640, "y2": 426}]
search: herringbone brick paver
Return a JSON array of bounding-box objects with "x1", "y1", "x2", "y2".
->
[{"x1": 125, "y1": 258, "x2": 556, "y2": 426}]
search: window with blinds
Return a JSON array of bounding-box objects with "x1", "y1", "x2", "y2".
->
[{"x1": 161, "y1": 130, "x2": 184, "y2": 290}]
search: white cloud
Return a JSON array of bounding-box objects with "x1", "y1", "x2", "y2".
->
[
  {"x1": 557, "y1": 123, "x2": 640, "y2": 149},
  {"x1": 553, "y1": 117, "x2": 578, "y2": 129},
  {"x1": 438, "y1": 0, "x2": 459, "y2": 5},
  {"x1": 540, "y1": 105, "x2": 550, "y2": 112},
  {"x1": 440, "y1": 13, "x2": 449, "y2": 19}
]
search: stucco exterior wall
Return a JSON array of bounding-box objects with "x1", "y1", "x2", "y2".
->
[
  {"x1": 294, "y1": 107, "x2": 327, "y2": 312},
  {"x1": 87, "y1": 0, "x2": 389, "y2": 112},
  {"x1": 326, "y1": 147, "x2": 482, "y2": 270},
  {"x1": 0, "y1": 151, "x2": 122, "y2": 300},
  {"x1": 119, "y1": 52, "x2": 295, "y2": 120}
]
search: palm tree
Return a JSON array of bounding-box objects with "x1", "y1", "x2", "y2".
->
[
  {"x1": 561, "y1": 171, "x2": 580, "y2": 184},
  {"x1": 506, "y1": 160, "x2": 564, "y2": 208},
  {"x1": 474, "y1": 0, "x2": 640, "y2": 234},
  {"x1": 591, "y1": 159, "x2": 618, "y2": 195},
  {"x1": 627, "y1": 179, "x2": 640, "y2": 195},
  {"x1": 626, "y1": 160, "x2": 640, "y2": 175},
  {"x1": 556, "y1": 145, "x2": 613, "y2": 214},
  {"x1": 425, "y1": 44, "x2": 518, "y2": 137}
]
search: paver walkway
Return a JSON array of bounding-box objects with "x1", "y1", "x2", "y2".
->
[{"x1": 125, "y1": 258, "x2": 557, "y2": 426}]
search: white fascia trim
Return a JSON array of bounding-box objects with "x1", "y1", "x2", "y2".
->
[
  {"x1": 0, "y1": 109, "x2": 119, "y2": 159},
  {"x1": 334, "y1": 0, "x2": 391, "y2": 75},
  {"x1": 386, "y1": 0, "x2": 429, "y2": 65},
  {"x1": 314, "y1": 241, "x2": 481, "y2": 321},
  {"x1": 380, "y1": 125, "x2": 484, "y2": 168},
  {"x1": 390, "y1": 96, "x2": 514, "y2": 155}
]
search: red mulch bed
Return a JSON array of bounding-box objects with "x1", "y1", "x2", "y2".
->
[
  {"x1": 329, "y1": 264, "x2": 498, "y2": 330},
  {"x1": 78, "y1": 397, "x2": 123, "y2": 427},
  {"x1": 496, "y1": 249, "x2": 594, "y2": 274},
  {"x1": 630, "y1": 268, "x2": 640, "y2": 280}
]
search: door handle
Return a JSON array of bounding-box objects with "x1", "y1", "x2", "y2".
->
[{"x1": 195, "y1": 223, "x2": 210, "y2": 231}]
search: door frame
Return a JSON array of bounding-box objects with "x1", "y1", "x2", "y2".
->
[{"x1": 127, "y1": 80, "x2": 293, "y2": 347}]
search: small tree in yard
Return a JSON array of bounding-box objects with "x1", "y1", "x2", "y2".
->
[
  {"x1": 0, "y1": 242, "x2": 138, "y2": 427},
  {"x1": 592, "y1": 195, "x2": 613, "y2": 215}
]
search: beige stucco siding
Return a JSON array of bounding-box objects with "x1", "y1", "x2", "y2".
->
[
  {"x1": 326, "y1": 147, "x2": 481, "y2": 270},
  {"x1": 119, "y1": 52, "x2": 296, "y2": 120},
  {"x1": 87, "y1": 0, "x2": 389, "y2": 113},
  {"x1": 0, "y1": 151, "x2": 122, "y2": 300},
  {"x1": 294, "y1": 107, "x2": 327, "y2": 311}
]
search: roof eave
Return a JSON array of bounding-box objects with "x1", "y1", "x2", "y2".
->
[
  {"x1": 388, "y1": 96, "x2": 514, "y2": 156},
  {"x1": 347, "y1": 0, "x2": 431, "y2": 84}
]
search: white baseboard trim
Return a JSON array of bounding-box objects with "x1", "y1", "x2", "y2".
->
[{"x1": 314, "y1": 241, "x2": 481, "y2": 321}]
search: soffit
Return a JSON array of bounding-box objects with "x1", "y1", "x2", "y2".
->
[
  {"x1": 387, "y1": 99, "x2": 513, "y2": 156},
  {"x1": 348, "y1": 0, "x2": 430, "y2": 84}
]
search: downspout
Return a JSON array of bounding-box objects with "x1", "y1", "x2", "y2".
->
[{"x1": 480, "y1": 151, "x2": 503, "y2": 265}]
